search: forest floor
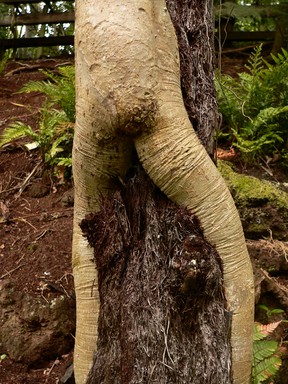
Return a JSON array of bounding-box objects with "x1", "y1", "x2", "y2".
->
[
  {"x1": 0, "y1": 55, "x2": 287, "y2": 383},
  {"x1": 0, "y1": 57, "x2": 75, "y2": 384}
]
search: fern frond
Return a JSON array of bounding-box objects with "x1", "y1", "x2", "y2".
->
[
  {"x1": 48, "y1": 134, "x2": 70, "y2": 159},
  {"x1": 56, "y1": 157, "x2": 72, "y2": 167},
  {"x1": 18, "y1": 65, "x2": 75, "y2": 122},
  {"x1": 271, "y1": 48, "x2": 288, "y2": 65},
  {"x1": 252, "y1": 355, "x2": 282, "y2": 383},
  {"x1": 0, "y1": 122, "x2": 37, "y2": 147},
  {"x1": 258, "y1": 321, "x2": 282, "y2": 338},
  {"x1": 252, "y1": 321, "x2": 283, "y2": 384},
  {"x1": 18, "y1": 79, "x2": 54, "y2": 96},
  {"x1": 40, "y1": 108, "x2": 68, "y2": 130},
  {"x1": 253, "y1": 340, "x2": 279, "y2": 363},
  {"x1": 48, "y1": 143, "x2": 64, "y2": 160},
  {"x1": 245, "y1": 44, "x2": 265, "y2": 77},
  {"x1": 252, "y1": 106, "x2": 288, "y2": 130}
]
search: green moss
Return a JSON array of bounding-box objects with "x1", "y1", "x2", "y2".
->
[{"x1": 218, "y1": 160, "x2": 288, "y2": 209}]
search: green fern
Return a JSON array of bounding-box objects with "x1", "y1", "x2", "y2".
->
[
  {"x1": 216, "y1": 45, "x2": 288, "y2": 166},
  {"x1": 270, "y1": 47, "x2": 288, "y2": 66},
  {"x1": 0, "y1": 49, "x2": 12, "y2": 75},
  {"x1": 19, "y1": 65, "x2": 75, "y2": 122},
  {"x1": 56, "y1": 157, "x2": 72, "y2": 167},
  {"x1": 252, "y1": 322, "x2": 282, "y2": 384},
  {"x1": 0, "y1": 105, "x2": 73, "y2": 170},
  {"x1": 232, "y1": 106, "x2": 288, "y2": 161},
  {"x1": 253, "y1": 355, "x2": 282, "y2": 384},
  {"x1": 0, "y1": 121, "x2": 38, "y2": 147},
  {"x1": 245, "y1": 44, "x2": 265, "y2": 78},
  {"x1": 0, "y1": 66, "x2": 75, "y2": 178}
]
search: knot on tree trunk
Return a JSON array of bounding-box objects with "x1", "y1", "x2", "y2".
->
[{"x1": 115, "y1": 95, "x2": 158, "y2": 137}]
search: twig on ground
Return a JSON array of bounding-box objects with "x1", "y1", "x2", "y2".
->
[
  {"x1": 16, "y1": 162, "x2": 41, "y2": 198},
  {"x1": 0, "y1": 263, "x2": 26, "y2": 279},
  {"x1": 260, "y1": 269, "x2": 288, "y2": 310},
  {"x1": 44, "y1": 357, "x2": 60, "y2": 376},
  {"x1": 35, "y1": 229, "x2": 50, "y2": 240},
  {"x1": 12, "y1": 217, "x2": 37, "y2": 230},
  {"x1": 5, "y1": 64, "x2": 53, "y2": 76}
]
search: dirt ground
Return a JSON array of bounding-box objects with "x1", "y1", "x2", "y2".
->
[
  {"x1": 0, "y1": 58, "x2": 75, "y2": 383},
  {"x1": 0, "y1": 56, "x2": 287, "y2": 383}
]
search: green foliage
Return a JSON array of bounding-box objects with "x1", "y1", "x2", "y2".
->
[
  {"x1": 0, "y1": 50, "x2": 12, "y2": 75},
  {"x1": 215, "y1": 2, "x2": 263, "y2": 22},
  {"x1": 258, "y1": 304, "x2": 285, "y2": 319},
  {"x1": 0, "y1": 4, "x2": 13, "y2": 40},
  {"x1": 0, "y1": 65, "x2": 75, "y2": 178},
  {"x1": 214, "y1": 1, "x2": 284, "y2": 32},
  {"x1": 0, "y1": 105, "x2": 73, "y2": 169},
  {"x1": 19, "y1": 65, "x2": 75, "y2": 122},
  {"x1": 252, "y1": 321, "x2": 282, "y2": 384},
  {"x1": 216, "y1": 45, "x2": 288, "y2": 166}
]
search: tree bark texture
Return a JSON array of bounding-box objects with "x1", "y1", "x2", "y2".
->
[
  {"x1": 81, "y1": 170, "x2": 232, "y2": 384},
  {"x1": 166, "y1": 0, "x2": 219, "y2": 156},
  {"x1": 73, "y1": 1, "x2": 254, "y2": 383}
]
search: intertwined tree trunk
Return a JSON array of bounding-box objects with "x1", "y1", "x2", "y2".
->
[{"x1": 73, "y1": 1, "x2": 254, "y2": 383}]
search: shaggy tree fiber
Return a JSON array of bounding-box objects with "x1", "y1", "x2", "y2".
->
[
  {"x1": 166, "y1": 0, "x2": 220, "y2": 156},
  {"x1": 81, "y1": 169, "x2": 232, "y2": 384}
]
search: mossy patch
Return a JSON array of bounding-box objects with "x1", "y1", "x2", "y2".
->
[
  {"x1": 218, "y1": 160, "x2": 288, "y2": 209},
  {"x1": 218, "y1": 161, "x2": 288, "y2": 240}
]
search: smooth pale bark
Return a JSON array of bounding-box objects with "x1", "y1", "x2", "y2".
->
[
  {"x1": 73, "y1": 49, "x2": 134, "y2": 379},
  {"x1": 73, "y1": 0, "x2": 254, "y2": 383}
]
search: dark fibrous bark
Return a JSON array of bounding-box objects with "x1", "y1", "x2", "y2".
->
[
  {"x1": 166, "y1": 0, "x2": 220, "y2": 156},
  {"x1": 81, "y1": 169, "x2": 231, "y2": 384}
]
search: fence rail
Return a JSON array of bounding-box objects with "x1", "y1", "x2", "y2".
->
[
  {"x1": 0, "y1": 36, "x2": 74, "y2": 49},
  {"x1": 0, "y1": 12, "x2": 74, "y2": 27}
]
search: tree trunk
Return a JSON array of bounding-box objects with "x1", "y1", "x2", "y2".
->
[
  {"x1": 82, "y1": 170, "x2": 232, "y2": 384},
  {"x1": 73, "y1": 1, "x2": 254, "y2": 383}
]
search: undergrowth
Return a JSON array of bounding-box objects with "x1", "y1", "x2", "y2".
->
[
  {"x1": 0, "y1": 49, "x2": 12, "y2": 75},
  {"x1": 252, "y1": 321, "x2": 283, "y2": 384},
  {"x1": 216, "y1": 45, "x2": 288, "y2": 167},
  {"x1": 0, "y1": 66, "x2": 75, "y2": 178},
  {"x1": 19, "y1": 65, "x2": 75, "y2": 122}
]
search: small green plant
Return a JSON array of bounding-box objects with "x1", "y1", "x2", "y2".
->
[
  {"x1": 0, "y1": 104, "x2": 73, "y2": 169},
  {"x1": 258, "y1": 304, "x2": 285, "y2": 320},
  {"x1": 252, "y1": 321, "x2": 283, "y2": 384},
  {"x1": 0, "y1": 65, "x2": 75, "y2": 177},
  {"x1": 0, "y1": 49, "x2": 12, "y2": 75},
  {"x1": 19, "y1": 65, "x2": 75, "y2": 122},
  {"x1": 216, "y1": 45, "x2": 288, "y2": 167}
]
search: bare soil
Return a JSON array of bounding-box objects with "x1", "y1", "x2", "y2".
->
[{"x1": 0, "y1": 58, "x2": 75, "y2": 384}]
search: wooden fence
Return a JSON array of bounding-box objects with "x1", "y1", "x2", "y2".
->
[
  {"x1": 0, "y1": 0, "x2": 276, "y2": 53},
  {"x1": 0, "y1": 0, "x2": 74, "y2": 52}
]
